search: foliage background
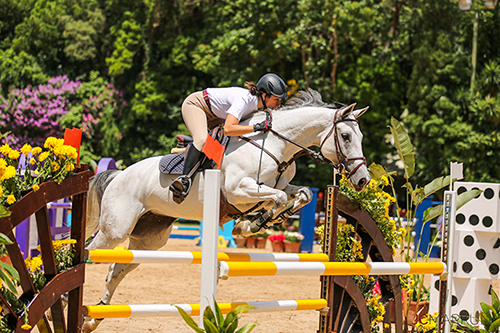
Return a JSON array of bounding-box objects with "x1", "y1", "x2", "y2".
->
[{"x1": 1, "y1": 0, "x2": 499, "y2": 196}]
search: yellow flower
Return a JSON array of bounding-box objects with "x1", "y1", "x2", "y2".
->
[
  {"x1": 38, "y1": 152, "x2": 49, "y2": 162},
  {"x1": 33, "y1": 184, "x2": 40, "y2": 191},
  {"x1": 31, "y1": 147, "x2": 42, "y2": 156},
  {"x1": 6, "y1": 195, "x2": 16, "y2": 205},
  {"x1": 25, "y1": 256, "x2": 43, "y2": 273},
  {"x1": 2, "y1": 165, "x2": 16, "y2": 180},
  {"x1": 30, "y1": 157, "x2": 36, "y2": 165},
  {"x1": 8, "y1": 149, "x2": 20, "y2": 160},
  {"x1": 384, "y1": 323, "x2": 390, "y2": 328},
  {"x1": 399, "y1": 228, "x2": 407, "y2": 237},
  {"x1": 52, "y1": 162, "x2": 60, "y2": 172},
  {"x1": 66, "y1": 163, "x2": 75, "y2": 172},
  {"x1": 20, "y1": 144, "x2": 32, "y2": 157},
  {"x1": 0, "y1": 185, "x2": 3, "y2": 197},
  {"x1": 0, "y1": 158, "x2": 6, "y2": 167},
  {"x1": 21, "y1": 324, "x2": 32, "y2": 330},
  {"x1": 44, "y1": 137, "x2": 64, "y2": 150},
  {"x1": 0, "y1": 144, "x2": 11, "y2": 155}
]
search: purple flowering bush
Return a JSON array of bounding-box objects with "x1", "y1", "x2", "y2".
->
[
  {"x1": 60, "y1": 71, "x2": 126, "y2": 162},
  {"x1": 0, "y1": 76, "x2": 80, "y2": 148},
  {"x1": 0, "y1": 73, "x2": 126, "y2": 163}
]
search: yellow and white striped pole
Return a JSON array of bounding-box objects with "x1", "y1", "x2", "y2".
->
[
  {"x1": 85, "y1": 249, "x2": 329, "y2": 264},
  {"x1": 218, "y1": 261, "x2": 446, "y2": 278},
  {"x1": 84, "y1": 299, "x2": 328, "y2": 319}
]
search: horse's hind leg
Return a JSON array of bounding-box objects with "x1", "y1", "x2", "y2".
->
[{"x1": 83, "y1": 213, "x2": 176, "y2": 333}]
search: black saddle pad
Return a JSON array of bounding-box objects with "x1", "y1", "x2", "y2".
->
[{"x1": 159, "y1": 152, "x2": 184, "y2": 175}]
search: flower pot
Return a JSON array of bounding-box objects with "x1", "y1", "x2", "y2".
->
[
  {"x1": 283, "y1": 240, "x2": 301, "y2": 253},
  {"x1": 255, "y1": 237, "x2": 267, "y2": 249},
  {"x1": 245, "y1": 237, "x2": 256, "y2": 248},
  {"x1": 391, "y1": 299, "x2": 430, "y2": 324},
  {"x1": 271, "y1": 240, "x2": 284, "y2": 252},
  {"x1": 408, "y1": 301, "x2": 429, "y2": 325},
  {"x1": 234, "y1": 236, "x2": 247, "y2": 248}
]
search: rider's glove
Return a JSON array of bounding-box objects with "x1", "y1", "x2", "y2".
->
[{"x1": 253, "y1": 120, "x2": 272, "y2": 132}]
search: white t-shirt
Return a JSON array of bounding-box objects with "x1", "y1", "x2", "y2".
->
[{"x1": 205, "y1": 87, "x2": 259, "y2": 120}]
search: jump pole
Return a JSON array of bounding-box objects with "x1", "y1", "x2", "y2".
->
[
  {"x1": 84, "y1": 299, "x2": 328, "y2": 319},
  {"x1": 85, "y1": 249, "x2": 329, "y2": 264},
  {"x1": 218, "y1": 261, "x2": 446, "y2": 278}
]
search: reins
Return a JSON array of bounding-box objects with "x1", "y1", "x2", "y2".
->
[{"x1": 238, "y1": 108, "x2": 367, "y2": 183}]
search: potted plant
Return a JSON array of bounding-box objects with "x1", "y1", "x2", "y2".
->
[
  {"x1": 254, "y1": 232, "x2": 269, "y2": 249},
  {"x1": 283, "y1": 231, "x2": 304, "y2": 253},
  {"x1": 176, "y1": 297, "x2": 257, "y2": 333},
  {"x1": 268, "y1": 234, "x2": 285, "y2": 252},
  {"x1": 245, "y1": 234, "x2": 257, "y2": 248}
]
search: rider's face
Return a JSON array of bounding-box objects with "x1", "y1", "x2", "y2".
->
[{"x1": 264, "y1": 94, "x2": 282, "y2": 109}]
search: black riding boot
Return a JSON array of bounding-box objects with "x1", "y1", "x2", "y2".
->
[{"x1": 170, "y1": 145, "x2": 203, "y2": 204}]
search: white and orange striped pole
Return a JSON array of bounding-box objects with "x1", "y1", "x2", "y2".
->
[
  {"x1": 218, "y1": 261, "x2": 446, "y2": 278},
  {"x1": 85, "y1": 249, "x2": 329, "y2": 264},
  {"x1": 84, "y1": 299, "x2": 328, "y2": 319}
]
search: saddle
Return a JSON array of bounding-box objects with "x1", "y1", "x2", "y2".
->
[{"x1": 158, "y1": 126, "x2": 228, "y2": 175}]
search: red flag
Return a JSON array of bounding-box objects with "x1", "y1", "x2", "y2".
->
[
  {"x1": 64, "y1": 128, "x2": 83, "y2": 163},
  {"x1": 202, "y1": 134, "x2": 225, "y2": 169}
]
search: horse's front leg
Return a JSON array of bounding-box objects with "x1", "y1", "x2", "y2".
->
[
  {"x1": 229, "y1": 177, "x2": 289, "y2": 236},
  {"x1": 269, "y1": 184, "x2": 313, "y2": 225}
]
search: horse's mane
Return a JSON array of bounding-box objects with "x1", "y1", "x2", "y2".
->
[
  {"x1": 280, "y1": 88, "x2": 332, "y2": 111},
  {"x1": 245, "y1": 88, "x2": 340, "y2": 120}
]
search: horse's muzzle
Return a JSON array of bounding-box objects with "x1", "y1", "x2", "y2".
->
[{"x1": 356, "y1": 177, "x2": 369, "y2": 192}]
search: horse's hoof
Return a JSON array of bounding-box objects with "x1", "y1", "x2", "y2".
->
[
  {"x1": 82, "y1": 318, "x2": 101, "y2": 333},
  {"x1": 232, "y1": 220, "x2": 253, "y2": 236}
]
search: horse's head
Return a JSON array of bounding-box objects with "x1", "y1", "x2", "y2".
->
[{"x1": 320, "y1": 103, "x2": 371, "y2": 191}]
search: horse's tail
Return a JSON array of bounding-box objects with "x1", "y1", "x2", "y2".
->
[{"x1": 86, "y1": 170, "x2": 121, "y2": 241}]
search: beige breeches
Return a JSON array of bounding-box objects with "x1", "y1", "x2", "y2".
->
[{"x1": 181, "y1": 91, "x2": 223, "y2": 150}]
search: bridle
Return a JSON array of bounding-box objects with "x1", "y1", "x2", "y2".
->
[
  {"x1": 319, "y1": 108, "x2": 367, "y2": 178},
  {"x1": 238, "y1": 108, "x2": 367, "y2": 182}
]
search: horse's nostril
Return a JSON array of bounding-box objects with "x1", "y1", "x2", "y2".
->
[{"x1": 358, "y1": 178, "x2": 367, "y2": 188}]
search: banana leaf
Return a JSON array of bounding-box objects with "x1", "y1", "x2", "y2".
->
[
  {"x1": 368, "y1": 163, "x2": 397, "y2": 180},
  {"x1": 413, "y1": 176, "x2": 450, "y2": 206},
  {"x1": 389, "y1": 117, "x2": 415, "y2": 179},
  {"x1": 422, "y1": 189, "x2": 482, "y2": 223}
]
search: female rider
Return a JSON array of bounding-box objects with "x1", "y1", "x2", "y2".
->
[{"x1": 170, "y1": 73, "x2": 288, "y2": 204}]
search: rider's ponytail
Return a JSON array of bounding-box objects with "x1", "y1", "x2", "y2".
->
[{"x1": 245, "y1": 82, "x2": 260, "y2": 96}]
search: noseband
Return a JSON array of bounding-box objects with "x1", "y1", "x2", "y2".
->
[{"x1": 319, "y1": 110, "x2": 367, "y2": 179}]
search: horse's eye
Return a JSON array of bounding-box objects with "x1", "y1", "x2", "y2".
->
[{"x1": 341, "y1": 133, "x2": 350, "y2": 141}]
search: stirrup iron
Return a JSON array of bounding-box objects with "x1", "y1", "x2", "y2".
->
[{"x1": 170, "y1": 176, "x2": 192, "y2": 204}]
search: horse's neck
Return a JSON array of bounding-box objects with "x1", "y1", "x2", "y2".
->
[{"x1": 273, "y1": 107, "x2": 334, "y2": 155}]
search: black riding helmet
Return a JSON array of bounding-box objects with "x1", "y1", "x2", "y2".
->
[{"x1": 256, "y1": 73, "x2": 288, "y2": 101}]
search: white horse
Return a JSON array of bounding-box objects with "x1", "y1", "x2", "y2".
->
[{"x1": 82, "y1": 89, "x2": 370, "y2": 332}]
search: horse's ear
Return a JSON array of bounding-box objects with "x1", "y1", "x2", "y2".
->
[
  {"x1": 352, "y1": 106, "x2": 369, "y2": 119},
  {"x1": 340, "y1": 103, "x2": 356, "y2": 117}
]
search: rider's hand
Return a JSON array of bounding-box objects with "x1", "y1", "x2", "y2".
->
[{"x1": 253, "y1": 120, "x2": 272, "y2": 132}]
